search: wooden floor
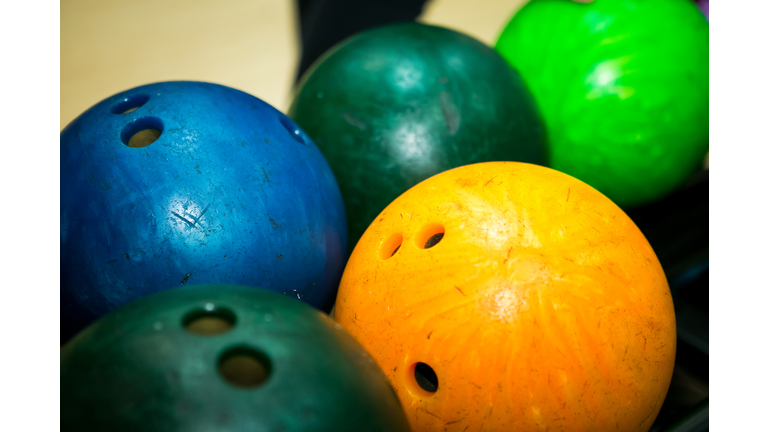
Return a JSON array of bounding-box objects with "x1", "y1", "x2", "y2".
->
[{"x1": 60, "y1": 0, "x2": 527, "y2": 130}]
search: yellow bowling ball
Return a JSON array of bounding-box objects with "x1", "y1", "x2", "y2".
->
[{"x1": 335, "y1": 162, "x2": 676, "y2": 432}]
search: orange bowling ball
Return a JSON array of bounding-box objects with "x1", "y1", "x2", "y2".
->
[{"x1": 335, "y1": 162, "x2": 676, "y2": 432}]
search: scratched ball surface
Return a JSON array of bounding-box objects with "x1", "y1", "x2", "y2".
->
[
  {"x1": 289, "y1": 22, "x2": 546, "y2": 251},
  {"x1": 60, "y1": 81, "x2": 347, "y2": 343},
  {"x1": 61, "y1": 284, "x2": 411, "y2": 432},
  {"x1": 335, "y1": 162, "x2": 676, "y2": 432}
]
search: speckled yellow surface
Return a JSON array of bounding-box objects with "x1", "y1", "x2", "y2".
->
[
  {"x1": 335, "y1": 161, "x2": 676, "y2": 431},
  {"x1": 60, "y1": 0, "x2": 527, "y2": 130}
]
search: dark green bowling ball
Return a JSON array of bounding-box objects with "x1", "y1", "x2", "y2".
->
[
  {"x1": 289, "y1": 22, "x2": 546, "y2": 250},
  {"x1": 61, "y1": 284, "x2": 411, "y2": 432}
]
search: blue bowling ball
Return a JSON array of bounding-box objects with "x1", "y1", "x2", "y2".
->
[{"x1": 61, "y1": 81, "x2": 347, "y2": 343}]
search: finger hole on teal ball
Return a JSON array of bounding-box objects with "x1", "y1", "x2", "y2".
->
[
  {"x1": 183, "y1": 305, "x2": 237, "y2": 336},
  {"x1": 218, "y1": 346, "x2": 272, "y2": 388}
]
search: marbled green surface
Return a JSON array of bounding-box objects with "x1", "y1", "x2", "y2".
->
[
  {"x1": 290, "y1": 23, "x2": 546, "y2": 250},
  {"x1": 61, "y1": 285, "x2": 410, "y2": 432},
  {"x1": 496, "y1": 0, "x2": 709, "y2": 208}
]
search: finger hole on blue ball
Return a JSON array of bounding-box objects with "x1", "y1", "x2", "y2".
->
[
  {"x1": 121, "y1": 116, "x2": 164, "y2": 148},
  {"x1": 110, "y1": 94, "x2": 150, "y2": 115},
  {"x1": 279, "y1": 116, "x2": 307, "y2": 146}
]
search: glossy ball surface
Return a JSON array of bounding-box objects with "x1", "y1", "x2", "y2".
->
[
  {"x1": 495, "y1": 0, "x2": 709, "y2": 207},
  {"x1": 335, "y1": 162, "x2": 676, "y2": 432},
  {"x1": 61, "y1": 82, "x2": 347, "y2": 342},
  {"x1": 61, "y1": 284, "x2": 411, "y2": 432},
  {"x1": 289, "y1": 22, "x2": 546, "y2": 250}
]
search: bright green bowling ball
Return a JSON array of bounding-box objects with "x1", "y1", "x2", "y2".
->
[{"x1": 496, "y1": 0, "x2": 708, "y2": 207}]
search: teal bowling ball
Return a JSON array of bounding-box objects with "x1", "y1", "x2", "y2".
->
[
  {"x1": 289, "y1": 22, "x2": 546, "y2": 250},
  {"x1": 60, "y1": 284, "x2": 411, "y2": 432}
]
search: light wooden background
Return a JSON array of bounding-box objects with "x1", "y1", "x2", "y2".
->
[{"x1": 60, "y1": 0, "x2": 528, "y2": 130}]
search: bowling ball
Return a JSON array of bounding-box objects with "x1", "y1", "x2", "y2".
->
[
  {"x1": 495, "y1": 0, "x2": 708, "y2": 208},
  {"x1": 335, "y1": 162, "x2": 676, "y2": 431},
  {"x1": 289, "y1": 22, "x2": 546, "y2": 250},
  {"x1": 60, "y1": 81, "x2": 347, "y2": 343},
  {"x1": 61, "y1": 284, "x2": 411, "y2": 432}
]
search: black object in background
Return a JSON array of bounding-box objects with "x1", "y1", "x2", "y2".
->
[
  {"x1": 625, "y1": 169, "x2": 709, "y2": 296},
  {"x1": 295, "y1": 0, "x2": 428, "y2": 82},
  {"x1": 648, "y1": 266, "x2": 709, "y2": 432},
  {"x1": 629, "y1": 169, "x2": 709, "y2": 431}
]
